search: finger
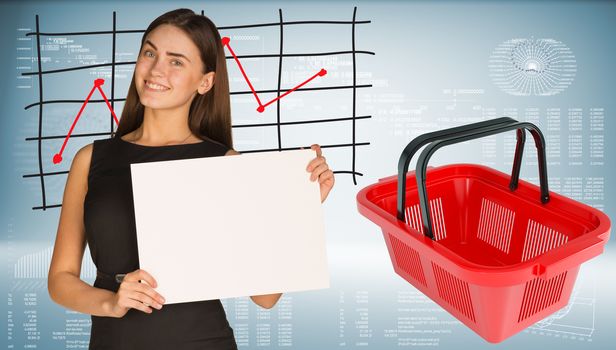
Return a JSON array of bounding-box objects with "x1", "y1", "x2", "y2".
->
[
  {"x1": 129, "y1": 282, "x2": 166, "y2": 304},
  {"x1": 126, "y1": 290, "x2": 163, "y2": 310},
  {"x1": 310, "y1": 144, "x2": 322, "y2": 157},
  {"x1": 120, "y1": 281, "x2": 165, "y2": 304},
  {"x1": 136, "y1": 269, "x2": 158, "y2": 288},
  {"x1": 306, "y1": 157, "x2": 326, "y2": 171},
  {"x1": 310, "y1": 163, "x2": 329, "y2": 181},
  {"x1": 123, "y1": 298, "x2": 154, "y2": 314},
  {"x1": 125, "y1": 269, "x2": 157, "y2": 288},
  {"x1": 319, "y1": 172, "x2": 335, "y2": 191},
  {"x1": 318, "y1": 169, "x2": 335, "y2": 183}
]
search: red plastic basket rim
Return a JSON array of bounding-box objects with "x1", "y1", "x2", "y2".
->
[{"x1": 357, "y1": 163, "x2": 611, "y2": 282}]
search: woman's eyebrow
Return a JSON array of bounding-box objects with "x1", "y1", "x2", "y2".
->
[{"x1": 144, "y1": 39, "x2": 192, "y2": 63}]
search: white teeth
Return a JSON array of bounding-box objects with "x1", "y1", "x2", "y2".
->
[{"x1": 146, "y1": 81, "x2": 169, "y2": 91}]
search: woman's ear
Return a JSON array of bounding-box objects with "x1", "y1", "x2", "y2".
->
[{"x1": 197, "y1": 71, "x2": 216, "y2": 95}]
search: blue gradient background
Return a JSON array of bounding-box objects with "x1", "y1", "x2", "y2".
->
[{"x1": 1, "y1": 1, "x2": 614, "y2": 349}]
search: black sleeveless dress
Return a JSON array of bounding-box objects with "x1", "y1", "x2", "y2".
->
[{"x1": 83, "y1": 135, "x2": 237, "y2": 350}]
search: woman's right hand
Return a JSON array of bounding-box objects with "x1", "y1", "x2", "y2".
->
[{"x1": 107, "y1": 269, "x2": 166, "y2": 318}]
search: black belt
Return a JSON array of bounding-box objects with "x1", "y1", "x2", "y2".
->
[{"x1": 96, "y1": 270, "x2": 127, "y2": 284}]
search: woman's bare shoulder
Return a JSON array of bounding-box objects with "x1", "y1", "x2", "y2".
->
[
  {"x1": 68, "y1": 143, "x2": 94, "y2": 183},
  {"x1": 74, "y1": 144, "x2": 94, "y2": 167}
]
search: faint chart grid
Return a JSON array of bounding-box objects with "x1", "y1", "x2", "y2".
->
[
  {"x1": 22, "y1": 8, "x2": 374, "y2": 210},
  {"x1": 525, "y1": 267, "x2": 597, "y2": 341}
]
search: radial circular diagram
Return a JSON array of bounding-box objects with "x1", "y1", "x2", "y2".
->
[{"x1": 488, "y1": 38, "x2": 577, "y2": 96}]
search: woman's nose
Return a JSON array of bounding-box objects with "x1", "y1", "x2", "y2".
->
[{"x1": 150, "y1": 57, "x2": 166, "y2": 77}]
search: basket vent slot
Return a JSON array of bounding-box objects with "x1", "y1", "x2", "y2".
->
[
  {"x1": 404, "y1": 197, "x2": 447, "y2": 241},
  {"x1": 518, "y1": 271, "x2": 568, "y2": 322},
  {"x1": 389, "y1": 234, "x2": 427, "y2": 287},
  {"x1": 477, "y1": 198, "x2": 515, "y2": 254},
  {"x1": 432, "y1": 263, "x2": 476, "y2": 323},
  {"x1": 521, "y1": 219, "x2": 569, "y2": 262}
]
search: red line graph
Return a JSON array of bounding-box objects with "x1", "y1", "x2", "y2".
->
[
  {"x1": 221, "y1": 37, "x2": 327, "y2": 113},
  {"x1": 52, "y1": 78, "x2": 119, "y2": 164}
]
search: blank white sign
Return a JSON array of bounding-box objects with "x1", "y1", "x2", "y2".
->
[{"x1": 130, "y1": 149, "x2": 330, "y2": 304}]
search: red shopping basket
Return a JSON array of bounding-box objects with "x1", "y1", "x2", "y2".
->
[{"x1": 356, "y1": 118, "x2": 610, "y2": 343}]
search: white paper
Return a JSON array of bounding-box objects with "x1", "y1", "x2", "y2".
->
[{"x1": 130, "y1": 149, "x2": 329, "y2": 304}]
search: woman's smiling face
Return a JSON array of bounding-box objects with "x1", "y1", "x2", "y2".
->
[{"x1": 135, "y1": 24, "x2": 210, "y2": 111}]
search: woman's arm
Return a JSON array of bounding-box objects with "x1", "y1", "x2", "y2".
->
[
  {"x1": 225, "y1": 148, "x2": 284, "y2": 309},
  {"x1": 49, "y1": 145, "x2": 164, "y2": 317},
  {"x1": 47, "y1": 144, "x2": 117, "y2": 317}
]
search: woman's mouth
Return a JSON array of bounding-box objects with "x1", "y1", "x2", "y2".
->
[{"x1": 144, "y1": 80, "x2": 170, "y2": 92}]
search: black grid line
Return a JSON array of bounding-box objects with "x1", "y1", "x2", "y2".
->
[
  {"x1": 35, "y1": 15, "x2": 47, "y2": 210},
  {"x1": 351, "y1": 7, "x2": 358, "y2": 185},
  {"x1": 25, "y1": 20, "x2": 373, "y2": 37},
  {"x1": 22, "y1": 8, "x2": 373, "y2": 210},
  {"x1": 111, "y1": 11, "x2": 116, "y2": 135},
  {"x1": 276, "y1": 9, "x2": 284, "y2": 151},
  {"x1": 23, "y1": 84, "x2": 373, "y2": 110},
  {"x1": 22, "y1": 141, "x2": 371, "y2": 179},
  {"x1": 24, "y1": 115, "x2": 372, "y2": 142},
  {"x1": 21, "y1": 51, "x2": 375, "y2": 76}
]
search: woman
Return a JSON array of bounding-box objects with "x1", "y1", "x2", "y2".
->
[{"x1": 47, "y1": 8, "x2": 334, "y2": 349}]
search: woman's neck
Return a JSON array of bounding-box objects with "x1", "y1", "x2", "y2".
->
[{"x1": 132, "y1": 106, "x2": 196, "y2": 145}]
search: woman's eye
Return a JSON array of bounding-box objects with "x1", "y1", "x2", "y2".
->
[
  {"x1": 172, "y1": 60, "x2": 183, "y2": 66},
  {"x1": 144, "y1": 50, "x2": 154, "y2": 57}
]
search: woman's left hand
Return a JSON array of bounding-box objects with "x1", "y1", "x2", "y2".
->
[{"x1": 306, "y1": 144, "x2": 335, "y2": 203}]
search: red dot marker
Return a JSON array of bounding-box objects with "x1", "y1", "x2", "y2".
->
[
  {"x1": 318, "y1": 69, "x2": 327, "y2": 76},
  {"x1": 256, "y1": 105, "x2": 265, "y2": 113},
  {"x1": 221, "y1": 37, "x2": 230, "y2": 45},
  {"x1": 52, "y1": 154, "x2": 62, "y2": 164}
]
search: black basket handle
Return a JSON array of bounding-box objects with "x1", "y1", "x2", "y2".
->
[
  {"x1": 416, "y1": 121, "x2": 549, "y2": 239},
  {"x1": 396, "y1": 117, "x2": 524, "y2": 222}
]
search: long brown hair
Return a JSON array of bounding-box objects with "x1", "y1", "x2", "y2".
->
[{"x1": 115, "y1": 8, "x2": 233, "y2": 149}]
